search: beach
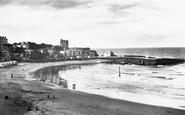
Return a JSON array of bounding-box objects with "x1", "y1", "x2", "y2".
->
[{"x1": 0, "y1": 60, "x2": 185, "y2": 115}]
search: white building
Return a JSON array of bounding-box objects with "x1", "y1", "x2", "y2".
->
[{"x1": 103, "y1": 51, "x2": 115, "y2": 57}]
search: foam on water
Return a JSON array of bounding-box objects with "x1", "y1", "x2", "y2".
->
[{"x1": 59, "y1": 63, "x2": 185, "y2": 110}]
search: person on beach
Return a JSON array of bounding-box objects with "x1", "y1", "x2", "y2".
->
[
  {"x1": 4, "y1": 95, "x2": 8, "y2": 99},
  {"x1": 73, "y1": 84, "x2": 76, "y2": 89},
  {"x1": 27, "y1": 106, "x2": 32, "y2": 111},
  {"x1": 36, "y1": 106, "x2": 40, "y2": 111},
  {"x1": 11, "y1": 73, "x2": 13, "y2": 78},
  {"x1": 53, "y1": 95, "x2": 55, "y2": 99}
]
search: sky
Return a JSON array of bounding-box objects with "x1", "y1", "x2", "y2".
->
[{"x1": 0, "y1": 0, "x2": 185, "y2": 48}]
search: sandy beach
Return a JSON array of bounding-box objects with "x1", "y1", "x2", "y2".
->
[{"x1": 0, "y1": 60, "x2": 185, "y2": 115}]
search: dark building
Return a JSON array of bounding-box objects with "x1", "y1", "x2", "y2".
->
[
  {"x1": 60, "y1": 39, "x2": 69, "y2": 50},
  {"x1": 0, "y1": 36, "x2": 8, "y2": 51},
  {"x1": 0, "y1": 36, "x2": 8, "y2": 61}
]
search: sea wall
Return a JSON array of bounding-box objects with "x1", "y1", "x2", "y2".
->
[{"x1": 102, "y1": 57, "x2": 184, "y2": 65}]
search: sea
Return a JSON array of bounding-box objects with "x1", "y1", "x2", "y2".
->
[
  {"x1": 35, "y1": 47, "x2": 185, "y2": 110},
  {"x1": 94, "y1": 47, "x2": 185, "y2": 58}
]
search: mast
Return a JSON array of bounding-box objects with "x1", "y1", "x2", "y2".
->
[{"x1": 119, "y1": 66, "x2": 121, "y2": 77}]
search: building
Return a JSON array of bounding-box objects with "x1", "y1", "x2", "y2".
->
[
  {"x1": 47, "y1": 47, "x2": 54, "y2": 57},
  {"x1": 79, "y1": 47, "x2": 91, "y2": 58},
  {"x1": 65, "y1": 48, "x2": 82, "y2": 59},
  {"x1": 13, "y1": 42, "x2": 29, "y2": 49},
  {"x1": 60, "y1": 39, "x2": 69, "y2": 50},
  {"x1": 1, "y1": 44, "x2": 12, "y2": 62},
  {"x1": 0, "y1": 36, "x2": 8, "y2": 51},
  {"x1": 12, "y1": 42, "x2": 30, "y2": 60},
  {"x1": 65, "y1": 47, "x2": 98, "y2": 59},
  {"x1": 89, "y1": 50, "x2": 99, "y2": 58},
  {"x1": 0, "y1": 36, "x2": 8, "y2": 61},
  {"x1": 103, "y1": 51, "x2": 115, "y2": 57}
]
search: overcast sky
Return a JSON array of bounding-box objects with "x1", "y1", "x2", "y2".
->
[{"x1": 0, "y1": 0, "x2": 185, "y2": 48}]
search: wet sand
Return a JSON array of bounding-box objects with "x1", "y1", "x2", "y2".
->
[{"x1": 0, "y1": 60, "x2": 185, "y2": 115}]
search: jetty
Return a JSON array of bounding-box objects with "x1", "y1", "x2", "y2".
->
[{"x1": 101, "y1": 55, "x2": 185, "y2": 66}]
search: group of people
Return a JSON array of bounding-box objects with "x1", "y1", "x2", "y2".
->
[
  {"x1": 73, "y1": 83, "x2": 76, "y2": 89},
  {"x1": 47, "y1": 94, "x2": 55, "y2": 99},
  {"x1": 27, "y1": 94, "x2": 56, "y2": 111}
]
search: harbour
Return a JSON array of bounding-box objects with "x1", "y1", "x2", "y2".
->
[
  {"x1": 96, "y1": 47, "x2": 185, "y2": 66},
  {"x1": 1, "y1": 0, "x2": 185, "y2": 114},
  {"x1": 59, "y1": 62, "x2": 185, "y2": 110},
  {"x1": 101, "y1": 56, "x2": 185, "y2": 66}
]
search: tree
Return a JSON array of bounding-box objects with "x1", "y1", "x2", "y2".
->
[{"x1": 54, "y1": 46, "x2": 64, "y2": 52}]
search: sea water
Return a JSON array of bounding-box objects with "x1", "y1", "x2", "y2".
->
[
  {"x1": 95, "y1": 47, "x2": 185, "y2": 58},
  {"x1": 59, "y1": 47, "x2": 185, "y2": 110},
  {"x1": 34, "y1": 48, "x2": 185, "y2": 110},
  {"x1": 59, "y1": 63, "x2": 185, "y2": 110}
]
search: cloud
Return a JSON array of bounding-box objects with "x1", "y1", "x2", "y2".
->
[
  {"x1": 0, "y1": 0, "x2": 12, "y2": 5},
  {"x1": 51, "y1": 0, "x2": 90, "y2": 9},
  {"x1": 1, "y1": 0, "x2": 185, "y2": 48},
  {"x1": 98, "y1": 21, "x2": 119, "y2": 25},
  {"x1": 109, "y1": 3, "x2": 140, "y2": 13},
  {"x1": 0, "y1": 0, "x2": 90, "y2": 9},
  {"x1": 0, "y1": 0, "x2": 46, "y2": 6}
]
